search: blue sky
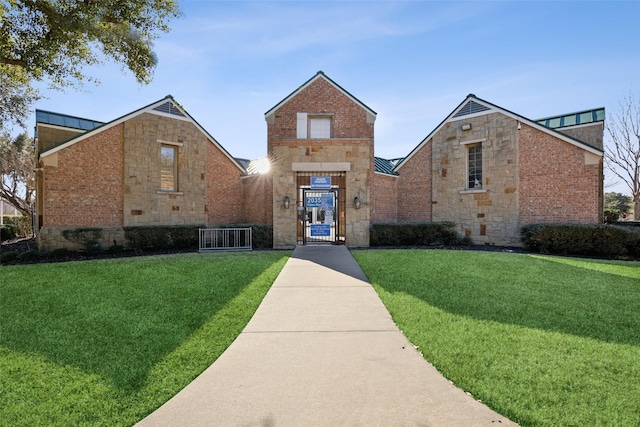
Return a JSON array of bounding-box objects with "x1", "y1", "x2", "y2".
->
[{"x1": 33, "y1": 1, "x2": 639, "y2": 193}]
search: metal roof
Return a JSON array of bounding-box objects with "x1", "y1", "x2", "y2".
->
[
  {"x1": 536, "y1": 108, "x2": 605, "y2": 129},
  {"x1": 374, "y1": 157, "x2": 401, "y2": 176},
  {"x1": 36, "y1": 110, "x2": 104, "y2": 131}
]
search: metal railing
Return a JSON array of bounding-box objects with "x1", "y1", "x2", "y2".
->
[{"x1": 199, "y1": 228, "x2": 252, "y2": 251}]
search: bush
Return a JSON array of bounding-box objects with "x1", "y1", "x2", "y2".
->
[
  {"x1": 521, "y1": 223, "x2": 640, "y2": 258},
  {"x1": 0, "y1": 250, "x2": 18, "y2": 263},
  {"x1": 17, "y1": 249, "x2": 39, "y2": 262},
  {"x1": 2, "y1": 215, "x2": 32, "y2": 237},
  {"x1": 218, "y1": 224, "x2": 273, "y2": 249},
  {"x1": 62, "y1": 228, "x2": 103, "y2": 254},
  {"x1": 603, "y1": 209, "x2": 620, "y2": 224},
  {"x1": 370, "y1": 222, "x2": 469, "y2": 247},
  {"x1": 49, "y1": 248, "x2": 73, "y2": 259},
  {"x1": 1, "y1": 224, "x2": 17, "y2": 241},
  {"x1": 124, "y1": 225, "x2": 203, "y2": 251}
]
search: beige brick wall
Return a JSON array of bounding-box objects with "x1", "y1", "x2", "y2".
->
[{"x1": 519, "y1": 123, "x2": 602, "y2": 225}]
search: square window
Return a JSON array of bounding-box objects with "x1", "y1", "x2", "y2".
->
[
  {"x1": 309, "y1": 117, "x2": 331, "y2": 138},
  {"x1": 161, "y1": 145, "x2": 177, "y2": 191}
]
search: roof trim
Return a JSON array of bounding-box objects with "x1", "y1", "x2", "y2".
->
[
  {"x1": 40, "y1": 96, "x2": 245, "y2": 173},
  {"x1": 264, "y1": 71, "x2": 377, "y2": 120},
  {"x1": 394, "y1": 95, "x2": 603, "y2": 172}
]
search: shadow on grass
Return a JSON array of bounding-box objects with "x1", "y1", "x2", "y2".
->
[
  {"x1": 0, "y1": 253, "x2": 286, "y2": 394},
  {"x1": 354, "y1": 250, "x2": 640, "y2": 347}
]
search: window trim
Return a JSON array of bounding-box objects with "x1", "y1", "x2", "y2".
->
[
  {"x1": 466, "y1": 142, "x2": 483, "y2": 190},
  {"x1": 160, "y1": 144, "x2": 178, "y2": 192},
  {"x1": 296, "y1": 112, "x2": 334, "y2": 139}
]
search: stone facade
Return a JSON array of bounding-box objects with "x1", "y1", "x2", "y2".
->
[
  {"x1": 430, "y1": 114, "x2": 520, "y2": 246},
  {"x1": 123, "y1": 113, "x2": 209, "y2": 227},
  {"x1": 36, "y1": 100, "x2": 246, "y2": 250},
  {"x1": 394, "y1": 101, "x2": 603, "y2": 246},
  {"x1": 35, "y1": 77, "x2": 604, "y2": 251},
  {"x1": 266, "y1": 73, "x2": 375, "y2": 248}
]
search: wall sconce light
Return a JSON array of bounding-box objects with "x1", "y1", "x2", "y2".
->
[
  {"x1": 461, "y1": 123, "x2": 472, "y2": 131},
  {"x1": 283, "y1": 196, "x2": 290, "y2": 209},
  {"x1": 354, "y1": 196, "x2": 361, "y2": 209}
]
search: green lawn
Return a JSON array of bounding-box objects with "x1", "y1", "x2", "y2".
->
[
  {"x1": 0, "y1": 252, "x2": 289, "y2": 426},
  {"x1": 353, "y1": 250, "x2": 640, "y2": 427}
]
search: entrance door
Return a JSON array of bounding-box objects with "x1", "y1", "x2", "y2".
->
[{"x1": 302, "y1": 189, "x2": 338, "y2": 244}]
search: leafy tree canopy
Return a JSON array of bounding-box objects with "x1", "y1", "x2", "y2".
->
[
  {"x1": 0, "y1": 0, "x2": 181, "y2": 128},
  {"x1": 0, "y1": 131, "x2": 34, "y2": 216},
  {"x1": 604, "y1": 192, "x2": 631, "y2": 214}
]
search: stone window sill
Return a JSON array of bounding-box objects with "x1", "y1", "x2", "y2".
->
[
  {"x1": 157, "y1": 190, "x2": 184, "y2": 195},
  {"x1": 459, "y1": 189, "x2": 487, "y2": 194}
]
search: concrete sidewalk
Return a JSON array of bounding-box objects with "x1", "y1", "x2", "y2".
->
[{"x1": 137, "y1": 245, "x2": 517, "y2": 426}]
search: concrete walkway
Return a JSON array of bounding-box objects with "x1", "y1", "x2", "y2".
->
[{"x1": 137, "y1": 245, "x2": 517, "y2": 426}]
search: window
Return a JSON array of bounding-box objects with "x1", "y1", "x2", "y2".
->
[
  {"x1": 296, "y1": 112, "x2": 332, "y2": 139},
  {"x1": 468, "y1": 144, "x2": 482, "y2": 189},
  {"x1": 160, "y1": 145, "x2": 177, "y2": 191},
  {"x1": 309, "y1": 117, "x2": 331, "y2": 138}
]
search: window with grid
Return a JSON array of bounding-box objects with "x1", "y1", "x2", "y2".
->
[
  {"x1": 160, "y1": 145, "x2": 178, "y2": 191},
  {"x1": 309, "y1": 117, "x2": 331, "y2": 138},
  {"x1": 468, "y1": 144, "x2": 482, "y2": 189}
]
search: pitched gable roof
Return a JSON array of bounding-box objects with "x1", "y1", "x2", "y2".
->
[
  {"x1": 39, "y1": 96, "x2": 245, "y2": 173},
  {"x1": 395, "y1": 94, "x2": 603, "y2": 172},
  {"x1": 264, "y1": 71, "x2": 377, "y2": 121}
]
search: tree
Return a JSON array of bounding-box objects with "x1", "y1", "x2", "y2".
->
[
  {"x1": 603, "y1": 192, "x2": 631, "y2": 223},
  {"x1": 0, "y1": 132, "x2": 35, "y2": 217},
  {"x1": 605, "y1": 91, "x2": 640, "y2": 220},
  {"x1": 0, "y1": 0, "x2": 181, "y2": 129}
]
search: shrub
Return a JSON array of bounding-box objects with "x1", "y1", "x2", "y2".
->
[
  {"x1": 218, "y1": 224, "x2": 273, "y2": 249},
  {"x1": 62, "y1": 228, "x2": 103, "y2": 254},
  {"x1": 124, "y1": 225, "x2": 203, "y2": 251},
  {"x1": 1, "y1": 224, "x2": 17, "y2": 241},
  {"x1": 521, "y1": 223, "x2": 640, "y2": 258},
  {"x1": 2, "y1": 215, "x2": 32, "y2": 237},
  {"x1": 49, "y1": 248, "x2": 73, "y2": 259},
  {"x1": 603, "y1": 209, "x2": 620, "y2": 224},
  {"x1": 370, "y1": 222, "x2": 469, "y2": 247},
  {"x1": 17, "y1": 249, "x2": 39, "y2": 262},
  {"x1": 0, "y1": 250, "x2": 18, "y2": 263}
]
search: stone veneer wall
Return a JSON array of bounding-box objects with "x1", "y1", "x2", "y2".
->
[
  {"x1": 270, "y1": 141, "x2": 372, "y2": 247},
  {"x1": 430, "y1": 114, "x2": 520, "y2": 246},
  {"x1": 370, "y1": 172, "x2": 398, "y2": 223},
  {"x1": 556, "y1": 122, "x2": 604, "y2": 150},
  {"x1": 519, "y1": 123, "x2": 603, "y2": 225},
  {"x1": 39, "y1": 124, "x2": 124, "y2": 250},
  {"x1": 123, "y1": 113, "x2": 208, "y2": 227},
  {"x1": 267, "y1": 76, "x2": 375, "y2": 248}
]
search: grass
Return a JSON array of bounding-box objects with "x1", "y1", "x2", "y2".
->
[
  {"x1": 352, "y1": 249, "x2": 640, "y2": 427},
  {"x1": 0, "y1": 251, "x2": 289, "y2": 426}
]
